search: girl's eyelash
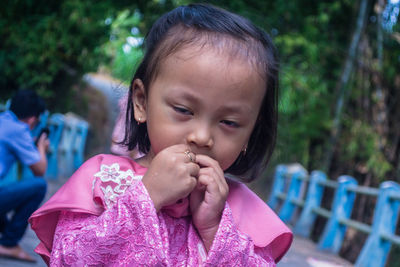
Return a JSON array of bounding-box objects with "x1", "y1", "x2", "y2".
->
[
  {"x1": 172, "y1": 106, "x2": 238, "y2": 127},
  {"x1": 173, "y1": 106, "x2": 193, "y2": 115},
  {"x1": 221, "y1": 120, "x2": 239, "y2": 127}
]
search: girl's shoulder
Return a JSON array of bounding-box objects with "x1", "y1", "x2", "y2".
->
[
  {"x1": 51, "y1": 154, "x2": 148, "y2": 211},
  {"x1": 29, "y1": 154, "x2": 148, "y2": 262},
  {"x1": 31, "y1": 154, "x2": 147, "y2": 220}
]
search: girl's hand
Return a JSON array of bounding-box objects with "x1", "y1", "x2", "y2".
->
[
  {"x1": 190, "y1": 155, "x2": 229, "y2": 252},
  {"x1": 142, "y1": 144, "x2": 199, "y2": 212}
]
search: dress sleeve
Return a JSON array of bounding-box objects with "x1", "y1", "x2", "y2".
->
[
  {"x1": 205, "y1": 203, "x2": 276, "y2": 266},
  {"x1": 50, "y1": 181, "x2": 168, "y2": 266}
]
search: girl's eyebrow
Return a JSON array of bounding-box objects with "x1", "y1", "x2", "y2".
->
[
  {"x1": 175, "y1": 90, "x2": 199, "y2": 103},
  {"x1": 216, "y1": 104, "x2": 252, "y2": 115}
]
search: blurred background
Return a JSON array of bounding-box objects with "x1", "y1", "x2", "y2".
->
[{"x1": 1, "y1": 0, "x2": 399, "y2": 265}]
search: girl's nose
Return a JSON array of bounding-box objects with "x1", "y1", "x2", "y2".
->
[{"x1": 187, "y1": 124, "x2": 214, "y2": 148}]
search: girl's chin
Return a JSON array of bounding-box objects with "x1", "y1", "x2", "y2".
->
[{"x1": 134, "y1": 154, "x2": 152, "y2": 168}]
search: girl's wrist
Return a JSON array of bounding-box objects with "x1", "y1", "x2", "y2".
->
[
  {"x1": 198, "y1": 225, "x2": 219, "y2": 252},
  {"x1": 141, "y1": 179, "x2": 162, "y2": 212}
]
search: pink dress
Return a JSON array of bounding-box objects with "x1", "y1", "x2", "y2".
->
[{"x1": 30, "y1": 154, "x2": 292, "y2": 266}]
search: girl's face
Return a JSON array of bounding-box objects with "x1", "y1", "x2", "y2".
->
[{"x1": 133, "y1": 47, "x2": 266, "y2": 170}]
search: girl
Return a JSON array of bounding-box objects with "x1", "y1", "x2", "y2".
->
[{"x1": 30, "y1": 3, "x2": 292, "y2": 266}]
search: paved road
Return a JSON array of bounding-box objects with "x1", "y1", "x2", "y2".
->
[
  {"x1": 279, "y1": 235, "x2": 353, "y2": 267},
  {"x1": 83, "y1": 73, "x2": 128, "y2": 154},
  {"x1": 83, "y1": 73, "x2": 128, "y2": 124}
]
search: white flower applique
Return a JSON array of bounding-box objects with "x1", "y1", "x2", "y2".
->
[{"x1": 93, "y1": 163, "x2": 143, "y2": 208}]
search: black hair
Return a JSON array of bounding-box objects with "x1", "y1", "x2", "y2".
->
[
  {"x1": 10, "y1": 89, "x2": 46, "y2": 119},
  {"x1": 123, "y1": 3, "x2": 278, "y2": 182}
]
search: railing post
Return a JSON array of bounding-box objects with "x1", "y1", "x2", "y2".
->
[
  {"x1": 279, "y1": 165, "x2": 307, "y2": 223},
  {"x1": 73, "y1": 119, "x2": 89, "y2": 171},
  {"x1": 45, "y1": 113, "x2": 65, "y2": 179},
  {"x1": 58, "y1": 117, "x2": 77, "y2": 178},
  {"x1": 268, "y1": 164, "x2": 288, "y2": 210},
  {"x1": 31, "y1": 110, "x2": 49, "y2": 137},
  {"x1": 294, "y1": 170, "x2": 327, "y2": 237},
  {"x1": 318, "y1": 175, "x2": 357, "y2": 253},
  {"x1": 355, "y1": 181, "x2": 400, "y2": 267}
]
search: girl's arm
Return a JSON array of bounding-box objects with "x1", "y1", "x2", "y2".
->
[
  {"x1": 205, "y1": 203, "x2": 276, "y2": 266},
  {"x1": 50, "y1": 181, "x2": 169, "y2": 266}
]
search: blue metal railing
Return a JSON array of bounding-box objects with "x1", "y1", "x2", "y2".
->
[{"x1": 268, "y1": 164, "x2": 400, "y2": 267}]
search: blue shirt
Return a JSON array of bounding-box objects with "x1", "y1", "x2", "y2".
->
[{"x1": 0, "y1": 110, "x2": 41, "y2": 179}]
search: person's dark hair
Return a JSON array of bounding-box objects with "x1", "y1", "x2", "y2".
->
[
  {"x1": 123, "y1": 3, "x2": 278, "y2": 182},
  {"x1": 10, "y1": 89, "x2": 46, "y2": 119}
]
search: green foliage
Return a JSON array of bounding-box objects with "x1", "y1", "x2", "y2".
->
[
  {"x1": 2, "y1": 0, "x2": 399, "y2": 184},
  {"x1": 342, "y1": 120, "x2": 391, "y2": 179},
  {"x1": 100, "y1": 10, "x2": 144, "y2": 84},
  {"x1": 0, "y1": 0, "x2": 115, "y2": 109},
  {"x1": 278, "y1": 62, "x2": 331, "y2": 167},
  {"x1": 267, "y1": 1, "x2": 353, "y2": 169},
  {"x1": 0, "y1": 0, "x2": 190, "y2": 106}
]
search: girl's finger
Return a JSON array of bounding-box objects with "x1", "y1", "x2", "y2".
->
[
  {"x1": 167, "y1": 144, "x2": 196, "y2": 163},
  {"x1": 198, "y1": 168, "x2": 223, "y2": 195},
  {"x1": 197, "y1": 156, "x2": 227, "y2": 192},
  {"x1": 184, "y1": 176, "x2": 198, "y2": 197},
  {"x1": 197, "y1": 173, "x2": 218, "y2": 193},
  {"x1": 195, "y1": 155, "x2": 224, "y2": 177},
  {"x1": 210, "y1": 170, "x2": 228, "y2": 197},
  {"x1": 188, "y1": 162, "x2": 200, "y2": 178},
  {"x1": 168, "y1": 143, "x2": 191, "y2": 152}
]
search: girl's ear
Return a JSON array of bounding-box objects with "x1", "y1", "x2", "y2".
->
[{"x1": 132, "y1": 79, "x2": 147, "y2": 123}]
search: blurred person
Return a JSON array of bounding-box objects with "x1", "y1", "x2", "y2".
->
[{"x1": 0, "y1": 89, "x2": 49, "y2": 262}]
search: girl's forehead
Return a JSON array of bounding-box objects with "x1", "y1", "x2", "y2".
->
[
  {"x1": 160, "y1": 41, "x2": 266, "y2": 82},
  {"x1": 152, "y1": 46, "x2": 267, "y2": 108},
  {"x1": 153, "y1": 28, "x2": 267, "y2": 81}
]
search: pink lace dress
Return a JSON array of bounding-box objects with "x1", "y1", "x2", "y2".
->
[{"x1": 29, "y1": 154, "x2": 292, "y2": 266}]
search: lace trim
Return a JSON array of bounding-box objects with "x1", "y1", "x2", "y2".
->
[{"x1": 92, "y1": 163, "x2": 143, "y2": 208}]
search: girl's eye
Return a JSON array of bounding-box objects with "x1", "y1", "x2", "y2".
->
[
  {"x1": 173, "y1": 106, "x2": 193, "y2": 115},
  {"x1": 221, "y1": 120, "x2": 239, "y2": 128}
]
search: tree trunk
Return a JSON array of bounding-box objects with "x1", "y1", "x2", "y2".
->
[
  {"x1": 322, "y1": 0, "x2": 370, "y2": 172},
  {"x1": 373, "y1": 0, "x2": 388, "y2": 150}
]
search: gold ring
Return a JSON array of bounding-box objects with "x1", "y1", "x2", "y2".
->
[{"x1": 184, "y1": 150, "x2": 194, "y2": 162}]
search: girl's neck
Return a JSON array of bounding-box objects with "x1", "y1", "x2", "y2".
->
[{"x1": 134, "y1": 150, "x2": 154, "y2": 168}]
